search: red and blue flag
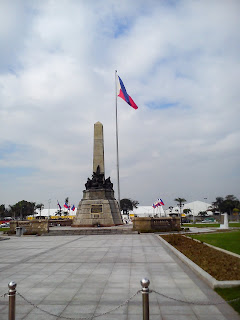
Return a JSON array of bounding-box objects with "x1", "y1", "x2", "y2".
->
[
  {"x1": 71, "y1": 205, "x2": 75, "y2": 211},
  {"x1": 64, "y1": 202, "x2": 70, "y2": 209},
  {"x1": 117, "y1": 75, "x2": 138, "y2": 110}
]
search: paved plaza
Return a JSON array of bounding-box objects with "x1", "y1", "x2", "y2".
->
[{"x1": 0, "y1": 233, "x2": 239, "y2": 320}]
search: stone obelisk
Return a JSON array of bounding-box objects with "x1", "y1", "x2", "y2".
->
[
  {"x1": 72, "y1": 122, "x2": 123, "y2": 227},
  {"x1": 93, "y1": 122, "x2": 104, "y2": 175}
]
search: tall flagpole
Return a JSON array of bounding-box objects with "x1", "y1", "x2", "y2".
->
[{"x1": 115, "y1": 70, "x2": 121, "y2": 209}]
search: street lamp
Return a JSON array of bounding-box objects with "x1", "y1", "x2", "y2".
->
[
  {"x1": 48, "y1": 199, "x2": 51, "y2": 218},
  {"x1": 177, "y1": 203, "x2": 184, "y2": 225}
]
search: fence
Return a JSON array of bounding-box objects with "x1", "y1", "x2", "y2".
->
[{"x1": 1, "y1": 279, "x2": 240, "y2": 320}]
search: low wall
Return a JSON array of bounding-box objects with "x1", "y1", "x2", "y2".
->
[
  {"x1": 49, "y1": 219, "x2": 73, "y2": 226},
  {"x1": 132, "y1": 217, "x2": 181, "y2": 233},
  {"x1": 10, "y1": 220, "x2": 49, "y2": 235}
]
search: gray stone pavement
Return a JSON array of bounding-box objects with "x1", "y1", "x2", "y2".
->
[{"x1": 0, "y1": 234, "x2": 239, "y2": 320}]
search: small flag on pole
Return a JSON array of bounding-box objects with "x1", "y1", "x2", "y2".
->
[
  {"x1": 71, "y1": 205, "x2": 75, "y2": 211},
  {"x1": 117, "y1": 75, "x2": 138, "y2": 109},
  {"x1": 57, "y1": 201, "x2": 61, "y2": 210},
  {"x1": 64, "y1": 202, "x2": 69, "y2": 209}
]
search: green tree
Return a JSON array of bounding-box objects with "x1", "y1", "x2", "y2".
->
[
  {"x1": 223, "y1": 195, "x2": 239, "y2": 214},
  {"x1": 174, "y1": 198, "x2": 187, "y2": 213},
  {"x1": 212, "y1": 195, "x2": 240, "y2": 215},
  {"x1": 233, "y1": 208, "x2": 240, "y2": 215},
  {"x1": 198, "y1": 211, "x2": 208, "y2": 216},
  {"x1": 0, "y1": 204, "x2": 6, "y2": 219},
  {"x1": 9, "y1": 200, "x2": 36, "y2": 220},
  {"x1": 35, "y1": 203, "x2": 44, "y2": 218},
  {"x1": 183, "y1": 208, "x2": 191, "y2": 215},
  {"x1": 120, "y1": 198, "x2": 139, "y2": 213}
]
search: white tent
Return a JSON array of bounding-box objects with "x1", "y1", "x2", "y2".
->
[
  {"x1": 165, "y1": 200, "x2": 212, "y2": 217},
  {"x1": 130, "y1": 205, "x2": 165, "y2": 217}
]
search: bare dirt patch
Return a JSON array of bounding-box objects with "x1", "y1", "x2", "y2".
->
[{"x1": 161, "y1": 234, "x2": 240, "y2": 281}]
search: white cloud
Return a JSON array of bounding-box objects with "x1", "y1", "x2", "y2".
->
[{"x1": 0, "y1": 0, "x2": 239, "y2": 208}]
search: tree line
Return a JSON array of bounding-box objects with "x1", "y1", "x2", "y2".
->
[
  {"x1": 175, "y1": 195, "x2": 240, "y2": 215},
  {"x1": 211, "y1": 195, "x2": 240, "y2": 215},
  {"x1": 1, "y1": 194, "x2": 239, "y2": 220},
  {"x1": 1, "y1": 198, "x2": 139, "y2": 219},
  {"x1": 0, "y1": 200, "x2": 44, "y2": 220}
]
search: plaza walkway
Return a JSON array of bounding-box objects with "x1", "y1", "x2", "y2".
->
[{"x1": 0, "y1": 233, "x2": 239, "y2": 320}]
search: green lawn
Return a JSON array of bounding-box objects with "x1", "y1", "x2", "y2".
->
[
  {"x1": 183, "y1": 223, "x2": 240, "y2": 228},
  {"x1": 215, "y1": 286, "x2": 240, "y2": 314},
  {"x1": 189, "y1": 230, "x2": 240, "y2": 255},
  {"x1": 0, "y1": 227, "x2": 10, "y2": 232},
  {"x1": 183, "y1": 223, "x2": 220, "y2": 228}
]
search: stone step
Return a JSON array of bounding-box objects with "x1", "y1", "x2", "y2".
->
[{"x1": 45, "y1": 228, "x2": 138, "y2": 236}]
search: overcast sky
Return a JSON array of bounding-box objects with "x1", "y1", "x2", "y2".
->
[{"x1": 0, "y1": 0, "x2": 239, "y2": 209}]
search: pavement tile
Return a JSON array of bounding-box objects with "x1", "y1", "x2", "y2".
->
[
  {"x1": 162, "y1": 315, "x2": 198, "y2": 320},
  {"x1": 192, "y1": 305, "x2": 223, "y2": 315},
  {"x1": 160, "y1": 305, "x2": 196, "y2": 315},
  {"x1": 0, "y1": 233, "x2": 238, "y2": 320},
  {"x1": 61, "y1": 303, "x2": 96, "y2": 314},
  {"x1": 94, "y1": 303, "x2": 128, "y2": 315},
  {"x1": 196, "y1": 315, "x2": 227, "y2": 320}
]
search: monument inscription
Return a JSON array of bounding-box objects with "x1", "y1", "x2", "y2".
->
[{"x1": 91, "y1": 205, "x2": 103, "y2": 214}]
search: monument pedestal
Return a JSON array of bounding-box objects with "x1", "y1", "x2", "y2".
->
[
  {"x1": 72, "y1": 122, "x2": 123, "y2": 227},
  {"x1": 72, "y1": 189, "x2": 122, "y2": 227}
]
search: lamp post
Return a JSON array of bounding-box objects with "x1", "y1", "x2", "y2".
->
[
  {"x1": 48, "y1": 199, "x2": 51, "y2": 218},
  {"x1": 177, "y1": 203, "x2": 184, "y2": 225}
]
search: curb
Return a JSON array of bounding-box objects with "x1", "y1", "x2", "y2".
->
[{"x1": 158, "y1": 235, "x2": 240, "y2": 289}]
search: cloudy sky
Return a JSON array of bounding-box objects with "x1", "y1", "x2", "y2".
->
[{"x1": 0, "y1": 0, "x2": 239, "y2": 209}]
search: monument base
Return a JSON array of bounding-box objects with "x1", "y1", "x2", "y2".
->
[{"x1": 72, "y1": 189, "x2": 123, "y2": 227}]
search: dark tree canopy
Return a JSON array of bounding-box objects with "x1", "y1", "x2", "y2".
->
[
  {"x1": 9, "y1": 200, "x2": 36, "y2": 219},
  {"x1": 0, "y1": 204, "x2": 8, "y2": 219},
  {"x1": 65, "y1": 197, "x2": 69, "y2": 205},
  {"x1": 183, "y1": 208, "x2": 191, "y2": 215},
  {"x1": 198, "y1": 211, "x2": 208, "y2": 216},
  {"x1": 120, "y1": 198, "x2": 139, "y2": 212},
  {"x1": 174, "y1": 198, "x2": 187, "y2": 207},
  {"x1": 212, "y1": 195, "x2": 240, "y2": 214}
]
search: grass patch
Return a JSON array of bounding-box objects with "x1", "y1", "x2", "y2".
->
[
  {"x1": 161, "y1": 234, "x2": 240, "y2": 281},
  {"x1": 0, "y1": 227, "x2": 10, "y2": 232},
  {"x1": 183, "y1": 223, "x2": 220, "y2": 228},
  {"x1": 182, "y1": 223, "x2": 240, "y2": 228},
  {"x1": 215, "y1": 286, "x2": 240, "y2": 314},
  {"x1": 189, "y1": 231, "x2": 240, "y2": 255}
]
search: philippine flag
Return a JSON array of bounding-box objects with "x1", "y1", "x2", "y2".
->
[
  {"x1": 117, "y1": 75, "x2": 138, "y2": 110},
  {"x1": 71, "y1": 205, "x2": 75, "y2": 211},
  {"x1": 155, "y1": 201, "x2": 161, "y2": 207},
  {"x1": 64, "y1": 202, "x2": 69, "y2": 209},
  {"x1": 57, "y1": 201, "x2": 61, "y2": 210},
  {"x1": 160, "y1": 199, "x2": 165, "y2": 206}
]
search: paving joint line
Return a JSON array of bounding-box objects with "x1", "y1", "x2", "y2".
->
[{"x1": 0, "y1": 235, "x2": 87, "y2": 272}]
